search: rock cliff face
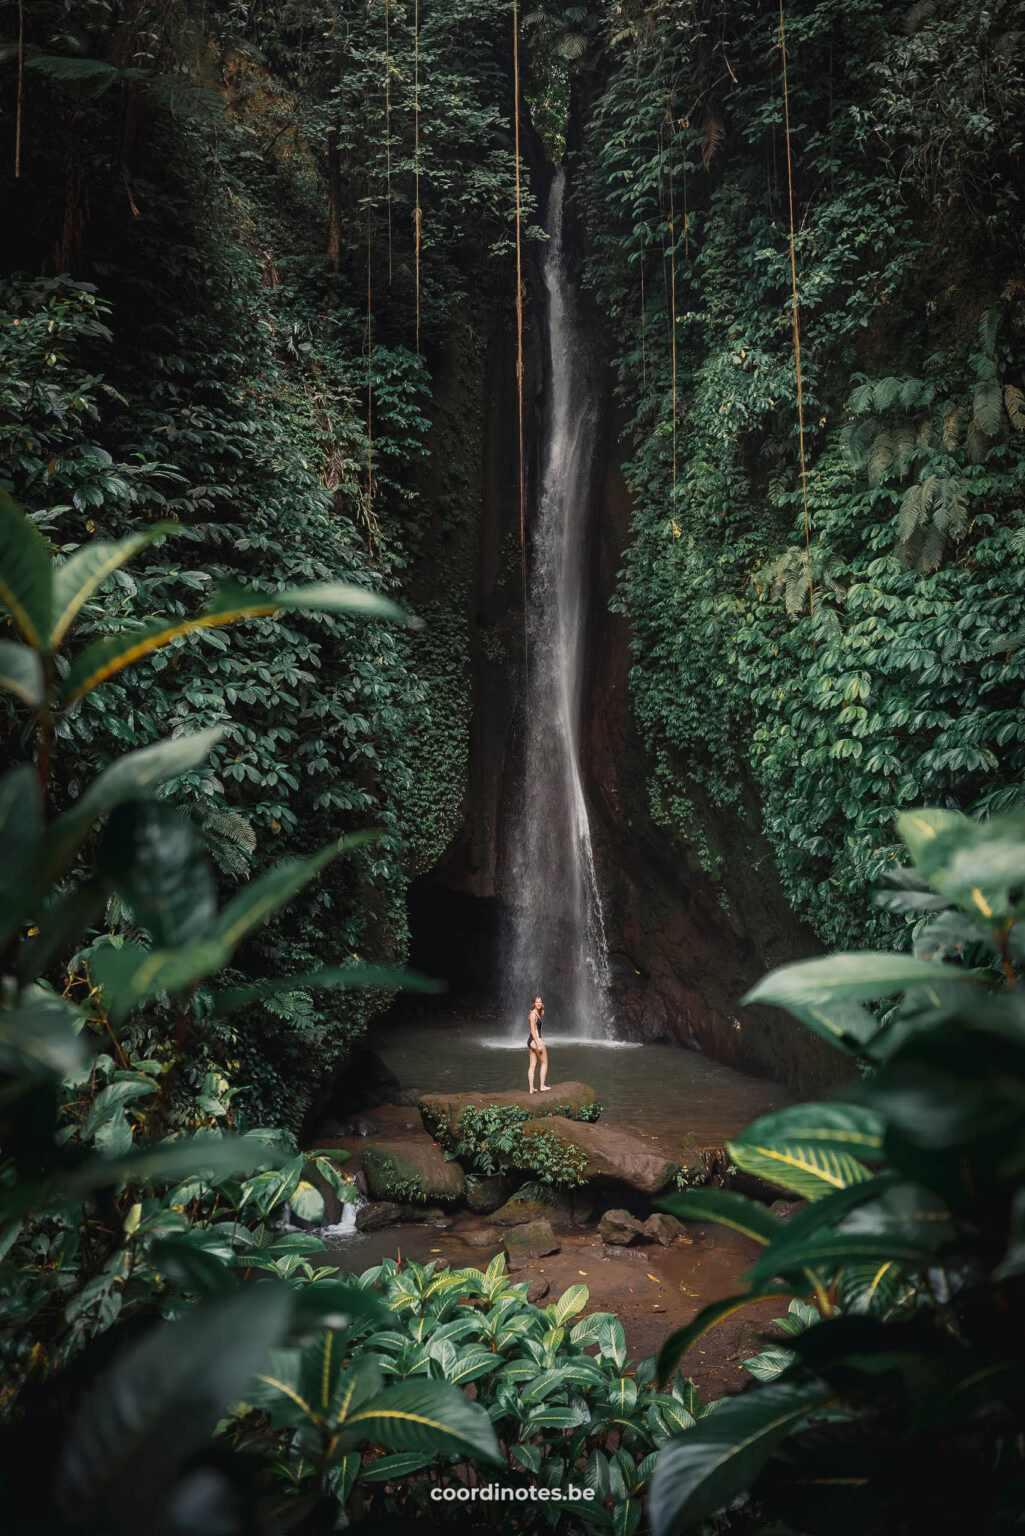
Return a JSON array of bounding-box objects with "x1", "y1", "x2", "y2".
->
[{"x1": 411, "y1": 193, "x2": 846, "y2": 1102}]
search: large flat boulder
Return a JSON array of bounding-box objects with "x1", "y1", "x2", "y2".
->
[
  {"x1": 512, "y1": 1117, "x2": 679, "y2": 1195},
  {"x1": 419, "y1": 1083, "x2": 601, "y2": 1141},
  {"x1": 362, "y1": 1137, "x2": 465, "y2": 1204}
]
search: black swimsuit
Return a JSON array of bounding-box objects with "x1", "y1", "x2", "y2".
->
[{"x1": 527, "y1": 1013, "x2": 544, "y2": 1051}]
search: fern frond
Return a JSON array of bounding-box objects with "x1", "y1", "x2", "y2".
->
[
  {"x1": 919, "y1": 522, "x2": 945, "y2": 574},
  {"x1": 892, "y1": 424, "x2": 917, "y2": 479},
  {"x1": 933, "y1": 477, "x2": 967, "y2": 541},
  {"x1": 872, "y1": 377, "x2": 904, "y2": 412},
  {"x1": 898, "y1": 378, "x2": 925, "y2": 408},
  {"x1": 868, "y1": 429, "x2": 895, "y2": 486},
  {"x1": 784, "y1": 559, "x2": 808, "y2": 618},
  {"x1": 904, "y1": 0, "x2": 936, "y2": 35},
  {"x1": 849, "y1": 381, "x2": 875, "y2": 414},
  {"x1": 1004, "y1": 385, "x2": 1025, "y2": 431},
  {"x1": 554, "y1": 31, "x2": 588, "y2": 60},
  {"x1": 976, "y1": 307, "x2": 999, "y2": 362},
  {"x1": 842, "y1": 419, "x2": 877, "y2": 469},
  {"x1": 973, "y1": 378, "x2": 1005, "y2": 438},
  {"x1": 942, "y1": 405, "x2": 962, "y2": 452},
  {"x1": 965, "y1": 421, "x2": 990, "y2": 464},
  {"x1": 701, "y1": 109, "x2": 725, "y2": 170},
  {"x1": 898, "y1": 483, "x2": 927, "y2": 544}
]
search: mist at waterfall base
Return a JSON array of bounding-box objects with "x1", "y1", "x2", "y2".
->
[{"x1": 503, "y1": 169, "x2": 614, "y2": 1045}]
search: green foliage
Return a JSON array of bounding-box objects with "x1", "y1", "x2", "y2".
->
[
  {"x1": 578, "y1": 0, "x2": 1025, "y2": 947},
  {"x1": 0, "y1": 0, "x2": 522, "y2": 1125},
  {"x1": 649, "y1": 806, "x2": 1025, "y2": 1535},
  {"x1": 246, "y1": 1251, "x2": 716, "y2": 1528},
  {"x1": 448, "y1": 1102, "x2": 594, "y2": 1186}
]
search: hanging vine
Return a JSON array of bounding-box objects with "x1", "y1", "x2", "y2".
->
[
  {"x1": 778, "y1": 0, "x2": 814, "y2": 626},
  {"x1": 512, "y1": 0, "x2": 527, "y2": 662},
  {"x1": 413, "y1": 0, "x2": 421, "y2": 351}
]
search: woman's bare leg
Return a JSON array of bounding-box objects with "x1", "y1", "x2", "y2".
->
[
  {"x1": 527, "y1": 1047, "x2": 537, "y2": 1093},
  {"x1": 539, "y1": 1047, "x2": 550, "y2": 1090}
]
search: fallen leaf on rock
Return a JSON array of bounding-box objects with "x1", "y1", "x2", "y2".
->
[
  {"x1": 647, "y1": 1274, "x2": 660, "y2": 1283},
  {"x1": 578, "y1": 1270, "x2": 587, "y2": 1275}
]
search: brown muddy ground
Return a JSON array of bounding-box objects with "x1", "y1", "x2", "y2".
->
[{"x1": 322, "y1": 1208, "x2": 784, "y2": 1400}]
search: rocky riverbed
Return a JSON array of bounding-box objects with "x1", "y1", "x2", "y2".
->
[{"x1": 308, "y1": 1052, "x2": 796, "y2": 1395}]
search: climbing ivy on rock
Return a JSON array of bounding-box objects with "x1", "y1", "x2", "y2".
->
[
  {"x1": 0, "y1": 0, "x2": 522, "y2": 1126},
  {"x1": 577, "y1": 0, "x2": 1025, "y2": 948}
]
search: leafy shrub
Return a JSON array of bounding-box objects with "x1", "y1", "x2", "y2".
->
[
  {"x1": 449, "y1": 1104, "x2": 591, "y2": 1187},
  {"x1": 649, "y1": 804, "x2": 1025, "y2": 1534},
  {"x1": 246, "y1": 1252, "x2": 717, "y2": 1530}
]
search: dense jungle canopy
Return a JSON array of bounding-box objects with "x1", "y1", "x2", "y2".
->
[{"x1": 1, "y1": 2, "x2": 1025, "y2": 1533}]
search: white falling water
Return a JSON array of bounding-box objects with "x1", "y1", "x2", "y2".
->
[{"x1": 505, "y1": 168, "x2": 613, "y2": 1042}]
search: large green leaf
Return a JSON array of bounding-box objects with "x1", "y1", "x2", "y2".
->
[
  {"x1": 742, "y1": 953, "x2": 981, "y2": 1015},
  {"x1": 92, "y1": 832, "x2": 376, "y2": 1014},
  {"x1": 50, "y1": 524, "x2": 179, "y2": 647},
  {"x1": 61, "y1": 1132, "x2": 286, "y2": 1196},
  {"x1": 658, "y1": 1189, "x2": 783, "y2": 1245},
  {"x1": 727, "y1": 1137, "x2": 873, "y2": 1201},
  {"x1": 39, "y1": 729, "x2": 224, "y2": 887},
  {"x1": 657, "y1": 1289, "x2": 798, "y2": 1384},
  {"x1": 209, "y1": 962, "x2": 440, "y2": 1015},
  {"x1": 54, "y1": 1282, "x2": 292, "y2": 1523},
  {"x1": 0, "y1": 639, "x2": 45, "y2": 707},
  {"x1": 0, "y1": 493, "x2": 52, "y2": 649},
  {"x1": 649, "y1": 1381, "x2": 832, "y2": 1535},
  {"x1": 744, "y1": 1173, "x2": 898, "y2": 1270},
  {"x1": 744, "y1": 1231, "x2": 946, "y2": 1280},
  {"x1": 733, "y1": 1103, "x2": 885, "y2": 1161},
  {"x1": 211, "y1": 831, "x2": 376, "y2": 950},
  {"x1": 61, "y1": 580, "x2": 412, "y2": 703},
  {"x1": 336, "y1": 1378, "x2": 503, "y2": 1461},
  {"x1": 0, "y1": 992, "x2": 90, "y2": 1080},
  {"x1": 98, "y1": 801, "x2": 217, "y2": 947},
  {"x1": 88, "y1": 938, "x2": 228, "y2": 1018},
  {"x1": 836, "y1": 1261, "x2": 911, "y2": 1318}
]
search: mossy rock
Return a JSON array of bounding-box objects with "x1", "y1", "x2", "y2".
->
[
  {"x1": 361, "y1": 1137, "x2": 465, "y2": 1205},
  {"x1": 466, "y1": 1173, "x2": 516, "y2": 1213},
  {"x1": 510, "y1": 1118, "x2": 679, "y2": 1195},
  {"x1": 418, "y1": 1083, "x2": 601, "y2": 1143},
  {"x1": 490, "y1": 1190, "x2": 557, "y2": 1227}
]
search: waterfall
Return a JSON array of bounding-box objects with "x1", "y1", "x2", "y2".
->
[{"x1": 505, "y1": 168, "x2": 613, "y2": 1042}]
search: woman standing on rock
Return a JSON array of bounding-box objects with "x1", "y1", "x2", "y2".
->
[{"x1": 527, "y1": 995, "x2": 550, "y2": 1094}]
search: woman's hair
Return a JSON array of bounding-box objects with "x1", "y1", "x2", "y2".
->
[{"x1": 532, "y1": 995, "x2": 543, "y2": 1008}]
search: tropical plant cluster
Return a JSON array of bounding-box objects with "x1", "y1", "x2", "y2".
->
[
  {"x1": 645, "y1": 804, "x2": 1025, "y2": 1534},
  {"x1": 447, "y1": 1101, "x2": 594, "y2": 1185},
  {"x1": 576, "y1": 0, "x2": 1025, "y2": 949}
]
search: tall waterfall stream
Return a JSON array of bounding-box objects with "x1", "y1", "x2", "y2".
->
[{"x1": 505, "y1": 169, "x2": 613, "y2": 1042}]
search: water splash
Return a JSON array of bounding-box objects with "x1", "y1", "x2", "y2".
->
[{"x1": 505, "y1": 168, "x2": 613, "y2": 1041}]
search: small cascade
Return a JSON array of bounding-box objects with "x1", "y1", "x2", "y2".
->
[
  {"x1": 319, "y1": 1199, "x2": 360, "y2": 1240},
  {"x1": 505, "y1": 168, "x2": 613, "y2": 1041}
]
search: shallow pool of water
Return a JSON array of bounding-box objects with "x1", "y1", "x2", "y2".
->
[{"x1": 373, "y1": 1013, "x2": 791, "y2": 1148}]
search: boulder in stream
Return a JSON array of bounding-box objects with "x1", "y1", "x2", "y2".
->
[
  {"x1": 504, "y1": 1218, "x2": 560, "y2": 1264},
  {"x1": 513, "y1": 1117, "x2": 679, "y2": 1194},
  {"x1": 362, "y1": 1137, "x2": 465, "y2": 1204},
  {"x1": 490, "y1": 1190, "x2": 558, "y2": 1227},
  {"x1": 418, "y1": 1083, "x2": 601, "y2": 1141},
  {"x1": 462, "y1": 1226, "x2": 500, "y2": 1248},
  {"x1": 356, "y1": 1201, "x2": 404, "y2": 1232},
  {"x1": 598, "y1": 1209, "x2": 646, "y2": 1246},
  {"x1": 641, "y1": 1212, "x2": 690, "y2": 1247},
  {"x1": 466, "y1": 1174, "x2": 516, "y2": 1213}
]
